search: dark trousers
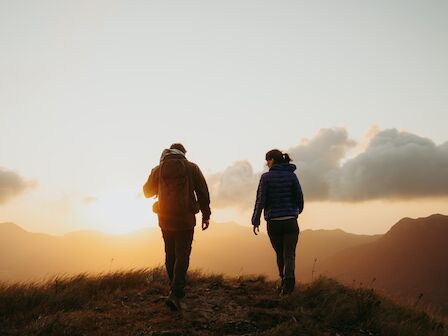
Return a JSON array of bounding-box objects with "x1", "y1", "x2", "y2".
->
[
  {"x1": 161, "y1": 229, "x2": 194, "y2": 298},
  {"x1": 267, "y1": 218, "x2": 299, "y2": 292}
]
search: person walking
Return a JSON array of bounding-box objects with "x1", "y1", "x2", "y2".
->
[
  {"x1": 143, "y1": 143, "x2": 211, "y2": 311},
  {"x1": 251, "y1": 149, "x2": 304, "y2": 295}
]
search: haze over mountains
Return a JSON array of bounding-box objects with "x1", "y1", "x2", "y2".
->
[
  {"x1": 1, "y1": 214, "x2": 447, "y2": 316},
  {"x1": 0, "y1": 222, "x2": 379, "y2": 284}
]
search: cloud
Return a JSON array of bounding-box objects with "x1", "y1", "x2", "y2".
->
[
  {"x1": 208, "y1": 161, "x2": 261, "y2": 209},
  {"x1": 0, "y1": 167, "x2": 35, "y2": 205},
  {"x1": 331, "y1": 129, "x2": 448, "y2": 201},
  {"x1": 209, "y1": 128, "x2": 355, "y2": 207},
  {"x1": 208, "y1": 128, "x2": 448, "y2": 209},
  {"x1": 287, "y1": 128, "x2": 356, "y2": 200}
]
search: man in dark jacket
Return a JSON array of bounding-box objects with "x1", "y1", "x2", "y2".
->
[{"x1": 143, "y1": 143, "x2": 211, "y2": 310}]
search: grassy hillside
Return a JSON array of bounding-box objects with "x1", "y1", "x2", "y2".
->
[{"x1": 1, "y1": 268, "x2": 446, "y2": 336}]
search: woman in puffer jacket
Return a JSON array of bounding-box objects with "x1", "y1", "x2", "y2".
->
[{"x1": 252, "y1": 149, "x2": 304, "y2": 295}]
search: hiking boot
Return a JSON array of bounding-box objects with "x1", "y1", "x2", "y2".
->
[
  {"x1": 173, "y1": 288, "x2": 186, "y2": 299},
  {"x1": 282, "y1": 277, "x2": 295, "y2": 295},
  {"x1": 165, "y1": 291, "x2": 181, "y2": 311},
  {"x1": 276, "y1": 277, "x2": 284, "y2": 294}
]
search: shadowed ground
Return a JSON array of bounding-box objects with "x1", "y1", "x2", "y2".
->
[{"x1": 0, "y1": 268, "x2": 446, "y2": 336}]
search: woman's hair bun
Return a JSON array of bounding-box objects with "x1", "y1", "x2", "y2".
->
[
  {"x1": 266, "y1": 149, "x2": 292, "y2": 164},
  {"x1": 282, "y1": 153, "x2": 292, "y2": 163}
]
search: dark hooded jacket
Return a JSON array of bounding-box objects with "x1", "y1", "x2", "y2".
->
[
  {"x1": 143, "y1": 150, "x2": 211, "y2": 230},
  {"x1": 251, "y1": 163, "x2": 304, "y2": 226}
]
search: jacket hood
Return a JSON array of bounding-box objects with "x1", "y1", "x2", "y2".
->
[
  {"x1": 160, "y1": 148, "x2": 186, "y2": 162},
  {"x1": 270, "y1": 163, "x2": 297, "y2": 172}
]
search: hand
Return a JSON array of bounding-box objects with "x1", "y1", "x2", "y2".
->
[
  {"x1": 202, "y1": 219, "x2": 209, "y2": 231},
  {"x1": 253, "y1": 225, "x2": 259, "y2": 236}
]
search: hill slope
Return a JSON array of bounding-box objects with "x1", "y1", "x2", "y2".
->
[
  {"x1": 297, "y1": 228, "x2": 380, "y2": 281},
  {"x1": 2, "y1": 215, "x2": 446, "y2": 317},
  {"x1": 0, "y1": 268, "x2": 446, "y2": 336},
  {"x1": 320, "y1": 214, "x2": 448, "y2": 316}
]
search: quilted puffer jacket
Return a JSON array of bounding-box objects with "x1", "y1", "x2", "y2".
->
[{"x1": 251, "y1": 163, "x2": 304, "y2": 226}]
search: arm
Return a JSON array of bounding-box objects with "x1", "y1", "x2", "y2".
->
[
  {"x1": 251, "y1": 174, "x2": 267, "y2": 227},
  {"x1": 292, "y1": 174, "x2": 304, "y2": 214},
  {"x1": 142, "y1": 166, "x2": 159, "y2": 198},
  {"x1": 192, "y1": 164, "x2": 211, "y2": 222}
]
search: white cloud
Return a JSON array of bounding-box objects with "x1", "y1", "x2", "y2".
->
[
  {"x1": 331, "y1": 129, "x2": 448, "y2": 201},
  {"x1": 208, "y1": 161, "x2": 261, "y2": 209},
  {"x1": 208, "y1": 128, "x2": 448, "y2": 210},
  {"x1": 0, "y1": 167, "x2": 35, "y2": 205},
  {"x1": 287, "y1": 128, "x2": 356, "y2": 201}
]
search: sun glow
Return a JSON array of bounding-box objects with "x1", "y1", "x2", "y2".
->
[{"x1": 81, "y1": 189, "x2": 158, "y2": 234}]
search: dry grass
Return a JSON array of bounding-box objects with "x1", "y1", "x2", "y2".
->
[{"x1": 0, "y1": 269, "x2": 446, "y2": 336}]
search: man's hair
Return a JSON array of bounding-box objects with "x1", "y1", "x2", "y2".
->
[{"x1": 170, "y1": 143, "x2": 187, "y2": 154}]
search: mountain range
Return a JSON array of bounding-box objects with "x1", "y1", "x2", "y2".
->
[{"x1": 1, "y1": 214, "x2": 447, "y2": 316}]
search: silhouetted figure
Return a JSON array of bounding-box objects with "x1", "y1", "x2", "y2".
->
[
  {"x1": 143, "y1": 143, "x2": 211, "y2": 311},
  {"x1": 252, "y1": 149, "x2": 304, "y2": 295}
]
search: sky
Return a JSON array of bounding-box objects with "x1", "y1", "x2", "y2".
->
[{"x1": 1, "y1": 0, "x2": 448, "y2": 235}]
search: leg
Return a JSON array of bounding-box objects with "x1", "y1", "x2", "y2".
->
[
  {"x1": 282, "y1": 231, "x2": 299, "y2": 293},
  {"x1": 161, "y1": 230, "x2": 175, "y2": 284},
  {"x1": 268, "y1": 233, "x2": 285, "y2": 279},
  {"x1": 171, "y1": 229, "x2": 194, "y2": 298}
]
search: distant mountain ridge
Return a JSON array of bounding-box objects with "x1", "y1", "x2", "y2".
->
[
  {"x1": 319, "y1": 214, "x2": 448, "y2": 316},
  {"x1": 297, "y1": 228, "x2": 381, "y2": 279},
  {"x1": 1, "y1": 214, "x2": 447, "y2": 316},
  {"x1": 0, "y1": 221, "x2": 379, "y2": 283}
]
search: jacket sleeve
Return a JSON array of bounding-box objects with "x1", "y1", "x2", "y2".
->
[
  {"x1": 293, "y1": 174, "x2": 304, "y2": 214},
  {"x1": 142, "y1": 166, "x2": 159, "y2": 198},
  {"x1": 192, "y1": 164, "x2": 211, "y2": 221},
  {"x1": 251, "y1": 174, "x2": 267, "y2": 226}
]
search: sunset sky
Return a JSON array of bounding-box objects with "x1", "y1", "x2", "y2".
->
[{"x1": 1, "y1": 0, "x2": 447, "y2": 235}]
